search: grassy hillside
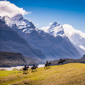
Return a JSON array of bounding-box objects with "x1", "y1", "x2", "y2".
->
[{"x1": 0, "y1": 63, "x2": 85, "y2": 85}]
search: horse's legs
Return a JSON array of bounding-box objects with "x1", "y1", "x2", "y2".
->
[
  {"x1": 45, "y1": 66, "x2": 46, "y2": 69},
  {"x1": 23, "y1": 70, "x2": 26, "y2": 74},
  {"x1": 58, "y1": 62, "x2": 59, "y2": 65},
  {"x1": 62, "y1": 62, "x2": 63, "y2": 65},
  {"x1": 24, "y1": 70, "x2": 25, "y2": 74},
  {"x1": 46, "y1": 66, "x2": 47, "y2": 69},
  {"x1": 44, "y1": 66, "x2": 47, "y2": 69},
  {"x1": 35, "y1": 68, "x2": 37, "y2": 71},
  {"x1": 32, "y1": 69, "x2": 33, "y2": 72},
  {"x1": 48, "y1": 65, "x2": 50, "y2": 68}
]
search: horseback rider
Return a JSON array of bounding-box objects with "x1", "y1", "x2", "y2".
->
[
  {"x1": 60, "y1": 58, "x2": 62, "y2": 62},
  {"x1": 58, "y1": 58, "x2": 65, "y2": 65},
  {"x1": 33, "y1": 64, "x2": 35, "y2": 67},
  {"x1": 23, "y1": 65, "x2": 29, "y2": 74},
  {"x1": 46, "y1": 61, "x2": 48, "y2": 65},
  {"x1": 24, "y1": 65, "x2": 26, "y2": 68},
  {"x1": 44, "y1": 61, "x2": 51, "y2": 69}
]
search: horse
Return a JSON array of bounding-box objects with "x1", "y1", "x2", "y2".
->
[
  {"x1": 44, "y1": 63, "x2": 51, "y2": 69},
  {"x1": 31, "y1": 66, "x2": 38, "y2": 72},
  {"x1": 58, "y1": 59, "x2": 65, "y2": 65},
  {"x1": 23, "y1": 66, "x2": 29, "y2": 74}
]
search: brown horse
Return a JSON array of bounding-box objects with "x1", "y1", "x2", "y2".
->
[
  {"x1": 58, "y1": 59, "x2": 65, "y2": 65},
  {"x1": 44, "y1": 63, "x2": 51, "y2": 69},
  {"x1": 23, "y1": 66, "x2": 29, "y2": 74},
  {"x1": 31, "y1": 66, "x2": 38, "y2": 72}
]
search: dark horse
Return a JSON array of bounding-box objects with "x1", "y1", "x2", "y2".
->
[
  {"x1": 31, "y1": 66, "x2": 38, "y2": 72},
  {"x1": 44, "y1": 63, "x2": 51, "y2": 69},
  {"x1": 23, "y1": 65, "x2": 29, "y2": 74},
  {"x1": 58, "y1": 59, "x2": 65, "y2": 65}
]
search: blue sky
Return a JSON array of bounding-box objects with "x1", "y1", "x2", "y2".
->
[{"x1": 7, "y1": 0, "x2": 85, "y2": 32}]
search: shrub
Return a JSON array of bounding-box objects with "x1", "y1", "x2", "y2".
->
[
  {"x1": 12, "y1": 68, "x2": 18, "y2": 71},
  {"x1": 18, "y1": 68, "x2": 23, "y2": 71},
  {"x1": 0, "y1": 69, "x2": 6, "y2": 71}
]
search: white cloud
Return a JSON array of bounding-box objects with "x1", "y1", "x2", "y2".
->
[
  {"x1": 40, "y1": 26, "x2": 50, "y2": 33},
  {"x1": 63, "y1": 24, "x2": 85, "y2": 50},
  {"x1": 49, "y1": 22, "x2": 52, "y2": 25},
  {"x1": 40, "y1": 22, "x2": 53, "y2": 32},
  {"x1": 63, "y1": 24, "x2": 85, "y2": 38},
  {"x1": 63, "y1": 24, "x2": 75, "y2": 37},
  {"x1": 0, "y1": 1, "x2": 31, "y2": 17}
]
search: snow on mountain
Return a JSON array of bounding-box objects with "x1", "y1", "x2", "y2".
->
[
  {"x1": 1, "y1": 15, "x2": 82, "y2": 59},
  {"x1": 1, "y1": 14, "x2": 37, "y2": 34},
  {"x1": 0, "y1": 19, "x2": 45, "y2": 60},
  {"x1": 41, "y1": 22, "x2": 85, "y2": 51},
  {"x1": 63, "y1": 24, "x2": 85, "y2": 50},
  {"x1": 41, "y1": 22, "x2": 85, "y2": 56},
  {"x1": 41, "y1": 22, "x2": 65, "y2": 37}
]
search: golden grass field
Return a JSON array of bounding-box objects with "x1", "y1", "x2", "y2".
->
[{"x1": 0, "y1": 63, "x2": 85, "y2": 85}]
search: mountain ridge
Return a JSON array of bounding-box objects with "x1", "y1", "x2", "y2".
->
[
  {"x1": 1, "y1": 14, "x2": 81, "y2": 60},
  {"x1": 41, "y1": 22, "x2": 65, "y2": 37},
  {"x1": 0, "y1": 19, "x2": 45, "y2": 60},
  {"x1": 41, "y1": 22, "x2": 85, "y2": 57}
]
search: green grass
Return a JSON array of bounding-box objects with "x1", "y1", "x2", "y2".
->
[
  {"x1": 0, "y1": 63, "x2": 85, "y2": 85},
  {"x1": 0, "y1": 70, "x2": 22, "y2": 77}
]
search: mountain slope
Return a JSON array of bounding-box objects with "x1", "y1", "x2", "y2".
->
[
  {"x1": 3, "y1": 14, "x2": 81, "y2": 60},
  {"x1": 39, "y1": 31, "x2": 80, "y2": 59},
  {"x1": 0, "y1": 19, "x2": 45, "y2": 59},
  {"x1": 41, "y1": 22, "x2": 85, "y2": 57}
]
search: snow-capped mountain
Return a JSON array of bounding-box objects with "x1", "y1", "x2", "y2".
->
[
  {"x1": 41, "y1": 22, "x2": 85, "y2": 56},
  {"x1": 63, "y1": 24, "x2": 85, "y2": 51},
  {"x1": 0, "y1": 19, "x2": 45, "y2": 59},
  {"x1": 1, "y1": 14, "x2": 82, "y2": 60},
  {"x1": 41, "y1": 22, "x2": 65, "y2": 37},
  {"x1": 2, "y1": 14, "x2": 37, "y2": 33}
]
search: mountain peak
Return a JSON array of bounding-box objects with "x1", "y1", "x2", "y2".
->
[
  {"x1": 11, "y1": 14, "x2": 23, "y2": 21},
  {"x1": 2, "y1": 14, "x2": 36, "y2": 33},
  {"x1": 41, "y1": 22, "x2": 65, "y2": 37},
  {"x1": 51, "y1": 22, "x2": 60, "y2": 27}
]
